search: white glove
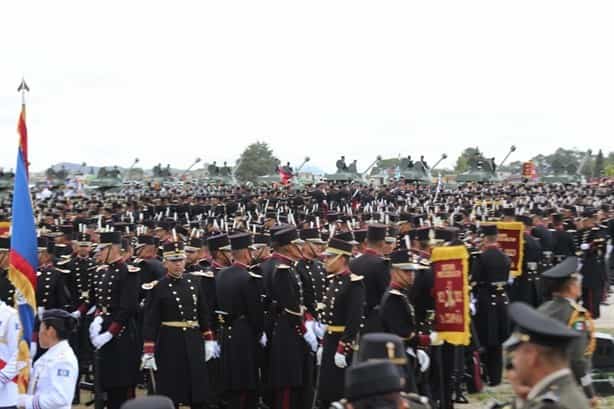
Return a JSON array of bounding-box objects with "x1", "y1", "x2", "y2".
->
[
  {"x1": 37, "y1": 306, "x2": 45, "y2": 318},
  {"x1": 417, "y1": 349, "x2": 431, "y2": 373},
  {"x1": 470, "y1": 299, "x2": 477, "y2": 316},
  {"x1": 581, "y1": 243, "x2": 590, "y2": 251},
  {"x1": 313, "y1": 321, "x2": 327, "y2": 339},
  {"x1": 86, "y1": 305, "x2": 97, "y2": 316},
  {"x1": 406, "y1": 347, "x2": 416, "y2": 358},
  {"x1": 71, "y1": 310, "x2": 81, "y2": 320},
  {"x1": 334, "y1": 352, "x2": 347, "y2": 368},
  {"x1": 91, "y1": 331, "x2": 113, "y2": 350},
  {"x1": 205, "y1": 340, "x2": 220, "y2": 361},
  {"x1": 316, "y1": 346, "x2": 323, "y2": 366},
  {"x1": 303, "y1": 327, "x2": 318, "y2": 353},
  {"x1": 29, "y1": 342, "x2": 37, "y2": 358},
  {"x1": 429, "y1": 331, "x2": 439, "y2": 345},
  {"x1": 89, "y1": 316, "x2": 103, "y2": 338},
  {"x1": 507, "y1": 277, "x2": 514, "y2": 285},
  {"x1": 259, "y1": 332, "x2": 268, "y2": 348},
  {"x1": 140, "y1": 353, "x2": 157, "y2": 371}
]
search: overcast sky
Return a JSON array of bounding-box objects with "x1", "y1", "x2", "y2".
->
[{"x1": 1, "y1": 1, "x2": 613, "y2": 173}]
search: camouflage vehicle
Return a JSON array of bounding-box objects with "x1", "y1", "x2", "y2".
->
[
  {"x1": 396, "y1": 153, "x2": 447, "y2": 184},
  {"x1": 325, "y1": 155, "x2": 381, "y2": 183},
  {"x1": 0, "y1": 169, "x2": 14, "y2": 195},
  {"x1": 45, "y1": 166, "x2": 69, "y2": 188},
  {"x1": 87, "y1": 166, "x2": 123, "y2": 191},
  {"x1": 457, "y1": 146, "x2": 516, "y2": 183},
  {"x1": 202, "y1": 161, "x2": 236, "y2": 185}
]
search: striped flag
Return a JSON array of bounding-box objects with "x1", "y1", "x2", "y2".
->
[{"x1": 7, "y1": 92, "x2": 37, "y2": 392}]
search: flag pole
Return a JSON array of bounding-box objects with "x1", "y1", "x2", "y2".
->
[{"x1": 17, "y1": 78, "x2": 30, "y2": 175}]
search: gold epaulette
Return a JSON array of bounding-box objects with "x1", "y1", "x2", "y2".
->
[
  {"x1": 389, "y1": 289, "x2": 403, "y2": 296},
  {"x1": 141, "y1": 280, "x2": 158, "y2": 290},
  {"x1": 190, "y1": 270, "x2": 214, "y2": 278},
  {"x1": 570, "y1": 300, "x2": 587, "y2": 313},
  {"x1": 350, "y1": 273, "x2": 364, "y2": 282}
]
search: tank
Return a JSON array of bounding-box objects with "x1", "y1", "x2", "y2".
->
[
  {"x1": 325, "y1": 156, "x2": 380, "y2": 183},
  {"x1": 457, "y1": 146, "x2": 516, "y2": 183},
  {"x1": 45, "y1": 166, "x2": 69, "y2": 188},
  {"x1": 87, "y1": 166, "x2": 123, "y2": 191}
]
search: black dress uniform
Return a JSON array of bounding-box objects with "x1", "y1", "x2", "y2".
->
[
  {"x1": 295, "y1": 258, "x2": 327, "y2": 317},
  {"x1": 318, "y1": 238, "x2": 365, "y2": 406},
  {"x1": 578, "y1": 227, "x2": 607, "y2": 319},
  {"x1": 471, "y1": 234, "x2": 511, "y2": 386},
  {"x1": 349, "y1": 245, "x2": 390, "y2": 333},
  {"x1": 215, "y1": 233, "x2": 264, "y2": 409},
  {"x1": 0, "y1": 267, "x2": 15, "y2": 305},
  {"x1": 93, "y1": 255, "x2": 140, "y2": 409},
  {"x1": 143, "y1": 272, "x2": 212, "y2": 406},
  {"x1": 551, "y1": 219, "x2": 576, "y2": 265},
  {"x1": 510, "y1": 229, "x2": 542, "y2": 307}
]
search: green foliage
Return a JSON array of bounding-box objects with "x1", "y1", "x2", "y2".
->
[
  {"x1": 455, "y1": 147, "x2": 483, "y2": 172},
  {"x1": 594, "y1": 149, "x2": 605, "y2": 177},
  {"x1": 234, "y1": 142, "x2": 280, "y2": 183}
]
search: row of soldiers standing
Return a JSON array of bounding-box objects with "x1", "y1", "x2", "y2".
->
[{"x1": 0, "y1": 191, "x2": 612, "y2": 409}]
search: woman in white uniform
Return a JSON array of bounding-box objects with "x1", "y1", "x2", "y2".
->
[
  {"x1": 0, "y1": 299, "x2": 22, "y2": 409},
  {"x1": 18, "y1": 309, "x2": 78, "y2": 409}
]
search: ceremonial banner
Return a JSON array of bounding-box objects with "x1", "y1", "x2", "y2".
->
[
  {"x1": 495, "y1": 221, "x2": 524, "y2": 278},
  {"x1": 431, "y1": 245, "x2": 470, "y2": 345},
  {"x1": 7, "y1": 101, "x2": 37, "y2": 392}
]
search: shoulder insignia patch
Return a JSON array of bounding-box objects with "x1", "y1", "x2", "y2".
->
[
  {"x1": 350, "y1": 273, "x2": 364, "y2": 282},
  {"x1": 141, "y1": 280, "x2": 159, "y2": 290}
]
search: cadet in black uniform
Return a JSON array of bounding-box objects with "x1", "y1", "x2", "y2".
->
[
  {"x1": 215, "y1": 232, "x2": 265, "y2": 409},
  {"x1": 378, "y1": 249, "x2": 424, "y2": 394},
  {"x1": 317, "y1": 237, "x2": 365, "y2": 408},
  {"x1": 142, "y1": 241, "x2": 217, "y2": 409},
  {"x1": 510, "y1": 215, "x2": 542, "y2": 307},
  {"x1": 296, "y1": 227, "x2": 328, "y2": 317},
  {"x1": 471, "y1": 224, "x2": 511, "y2": 386},
  {"x1": 578, "y1": 210, "x2": 607, "y2": 319},
  {"x1": 551, "y1": 213, "x2": 576, "y2": 265},
  {"x1": 349, "y1": 224, "x2": 389, "y2": 333},
  {"x1": 89, "y1": 231, "x2": 140, "y2": 409}
]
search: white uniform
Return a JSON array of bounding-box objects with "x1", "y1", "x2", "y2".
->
[
  {"x1": 0, "y1": 300, "x2": 22, "y2": 407},
  {"x1": 18, "y1": 340, "x2": 78, "y2": 409}
]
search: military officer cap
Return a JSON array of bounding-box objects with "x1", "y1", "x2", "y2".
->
[
  {"x1": 348, "y1": 229, "x2": 363, "y2": 243},
  {"x1": 299, "y1": 227, "x2": 327, "y2": 245},
  {"x1": 434, "y1": 228, "x2": 458, "y2": 243},
  {"x1": 53, "y1": 243, "x2": 72, "y2": 259},
  {"x1": 0, "y1": 236, "x2": 10, "y2": 251},
  {"x1": 41, "y1": 308, "x2": 77, "y2": 339},
  {"x1": 120, "y1": 396, "x2": 175, "y2": 409},
  {"x1": 503, "y1": 302, "x2": 580, "y2": 351},
  {"x1": 516, "y1": 215, "x2": 532, "y2": 226},
  {"x1": 98, "y1": 231, "x2": 122, "y2": 249},
  {"x1": 414, "y1": 227, "x2": 430, "y2": 242},
  {"x1": 322, "y1": 237, "x2": 353, "y2": 257},
  {"x1": 225, "y1": 232, "x2": 253, "y2": 251},
  {"x1": 367, "y1": 223, "x2": 387, "y2": 242},
  {"x1": 136, "y1": 234, "x2": 158, "y2": 249},
  {"x1": 345, "y1": 360, "x2": 404, "y2": 402},
  {"x1": 389, "y1": 250, "x2": 424, "y2": 270},
  {"x1": 356, "y1": 333, "x2": 407, "y2": 365},
  {"x1": 75, "y1": 232, "x2": 92, "y2": 246},
  {"x1": 502, "y1": 207, "x2": 515, "y2": 217},
  {"x1": 551, "y1": 213, "x2": 564, "y2": 224},
  {"x1": 273, "y1": 227, "x2": 304, "y2": 246},
  {"x1": 207, "y1": 233, "x2": 229, "y2": 252},
  {"x1": 162, "y1": 241, "x2": 186, "y2": 261},
  {"x1": 252, "y1": 232, "x2": 271, "y2": 248},
  {"x1": 185, "y1": 237, "x2": 204, "y2": 252},
  {"x1": 480, "y1": 224, "x2": 498, "y2": 236},
  {"x1": 37, "y1": 236, "x2": 51, "y2": 251},
  {"x1": 335, "y1": 231, "x2": 358, "y2": 245},
  {"x1": 541, "y1": 257, "x2": 579, "y2": 280}
]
